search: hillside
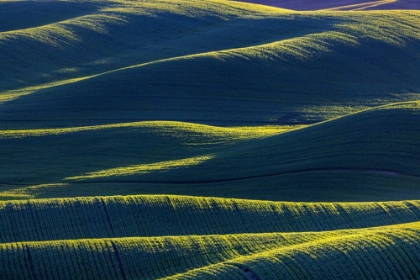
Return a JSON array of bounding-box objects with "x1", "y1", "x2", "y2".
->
[
  {"x1": 2, "y1": 195, "x2": 420, "y2": 242},
  {"x1": 1, "y1": 0, "x2": 420, "y2": 279},
  {"x1": 1, "y1": 2, "x2": 420, "y2": 128},
  {"x1": 1, "y1": 195, "x2": 420, "y2": 279},
  {"x1": 1, "y1": 102, "x2": 419, "y2": 201},
  {"x1": 0, "y1": 0, "x2": 419, "y2": 201}
]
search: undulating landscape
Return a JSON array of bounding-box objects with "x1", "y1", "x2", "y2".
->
[{"x1": 0, "y1": 0, "x2": 420, "y2": 278}]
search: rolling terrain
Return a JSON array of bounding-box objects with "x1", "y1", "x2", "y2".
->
[
  {"x1": 1, "y1": 195, "x2": 420, "y2": 279},
  {"x1": 3, "y1": 225, "x2": 419, "y2": 279},
  {"x1": 0, "y1": 0, "x2": 420, "y2": 279},
  {"x1": 0, "y1": 0, "x2": 419, "y2": 200},
  {"x1": 2, "y1": 102, "x2": 420, "y2": 201}
]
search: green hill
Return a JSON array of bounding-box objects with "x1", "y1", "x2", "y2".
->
[
  {"x1": 2, "y1": 222, "x2": 420, "y2": 279},
  {"x1": 1, "y1": 1, "x2": 420, "y2": 127},
  {"x1": 2, "y1": 195, "x2": 420, "y2": 242},
  {"x1": 0, "y1": 0, "x2": 291, "y2": 92},
  {"x1": 0, "y1": 0, "x2": 419, "y2": 201},
  {"x1": 0, "y1": 121, "x2": 290, "y2": 197},
  {"x1": 2, "y1": 102, "x2": 419, "y2": 201},
  {"x1": 1, "y1": 195, "x2": 420, "y2": 279},
  {"x1": 161, "y1": 102, "x2": 420, "y2": 201},
  {"x1": 1, "y1": 0, "x2": 420, "y2": 279}
]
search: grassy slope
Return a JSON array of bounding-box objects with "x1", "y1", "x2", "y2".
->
[
  {"x1": 163, "y1": 102, "x2": 420, "y2": 201},
  {"x1": 0, "y1": 0, "x2": 291, "y2": 92},
  {"x1": 0, "y1": 0, "x2": 419, "y2": 201},
  {"x1": 0, "y1": 121, "x2": 291, "y2": 197},
  {"x1": 1, "y1": 1, "x2": 420, "y2": 278},
  {"x1": 2, "y1": 223, "x2": 420, "y2": 279},
  {"x1": 1, "y1": 195, "x2": 420, "y2": 279},
  {"x1": 1, "y1": 9, "x2": 420, "y2": 126},
  {"x1": 168, "y1": 223, "x2": 420, "y2": 279},
  {"x1": 2, "y1": 195, "x2": 420, "y2": 242},
  {"x1": 2, "y1": 102, "x2": 419, "y2": 201}
]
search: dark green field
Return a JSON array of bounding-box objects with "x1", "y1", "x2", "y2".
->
[{"x1": 0, "y1": 0, "x2": 419, "y2": 278}]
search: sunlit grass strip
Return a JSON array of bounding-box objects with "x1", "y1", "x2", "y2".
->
[
  {"x1": 0, "y1": 121, "x2": 294, "y2": 139},
  {"x1": 0, "y1": 76, "x2": 93, "y2": 104},
  {"x1": 0, "y1": 101, "x2": 415, "y2": 139},
  {"x1": 0, "y1": 11, "x2": 128, "y2": 45},
  {"x1": 100, "y1": 0, "x2": 293, "y2": 16},
  {"x1": 65, "y1": 155, "x2": 214, "y2": 180}
]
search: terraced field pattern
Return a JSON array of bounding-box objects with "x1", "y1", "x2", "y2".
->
[{"x1": 1, "y1": 0, "x2": 420, "y2": 278}]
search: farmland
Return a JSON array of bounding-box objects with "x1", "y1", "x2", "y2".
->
[
  {"x1": 1, "y1": 195, "x2": 420, "y2": 278},
  {"x1": 0, "y1": 0, "x2": 420, "y2": 278}
]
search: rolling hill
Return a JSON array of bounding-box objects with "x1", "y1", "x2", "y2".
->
[
  {"x1": 0, "y1": 0, "x2": 420, "y2": 279},
  {"x1": 1, "y1": 0, "x2": 420, "y2": 124},
  {"x1": 1, "y1": 102, "x2": 419, "y2": 201},
  {"x1": 0, "y1": 0, "x2": 419, "y2": 200},
  {"x1": 1, "y1": 195, "x2": 420, "y2": 279}
]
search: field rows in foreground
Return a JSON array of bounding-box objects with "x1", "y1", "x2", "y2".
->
[{"x1": 0, "y1": 195, "x2": 420, "y2": 279}]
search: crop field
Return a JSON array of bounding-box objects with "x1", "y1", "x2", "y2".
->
[
  {"x1": 1, "y1": 195, "x2": 420, "y2": 279},
  {"x1": 0, "y1": 0, "x2": 419, "y2": 278}
]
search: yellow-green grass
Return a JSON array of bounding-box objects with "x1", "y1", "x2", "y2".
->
[
  {"x1": 0, "y1": 194, "x2": 420, "y2": 279},
  {"x1": 1, "y1": 0, "x2": 420, "y2": 279},
  {"x1": 0, "y1": 120, "x2": 292, "y2": 139},
  {"x1": 2, "y1": 224, "x2": 420, "y2": 279},
  {"x1": 166, "y1": 222, "x2": 420, "y2": 279},
  {"x1": 0, "y1": 0, "x2": 291, "y2": 91},
  {"x1": 0, "y1": 0, "x2": 417, "y2": 201},
  {"x1": 0, "y1": 121, "x2": 294, "y2": 199},
  {"x1": 4, "y1": 102, "x2": 417, "y2": 201},
  {"x1": 1, "y1": 2, "x2": 420, "y2": 127},
  {"x1": 154, "y1": 101, "x2": 420, "y2": 201},
  {"x1": 1, "y1": 195, "x2": 420, "y2": 243},
  {"x1": 0, "y1": 1, "x2": 102, "y2": 32}
]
